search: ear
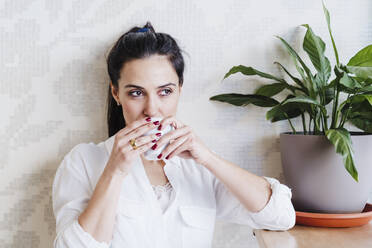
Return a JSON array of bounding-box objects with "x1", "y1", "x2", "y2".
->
[{"x1": 110, "y1": 81, "x2": 119, "y2": 103}]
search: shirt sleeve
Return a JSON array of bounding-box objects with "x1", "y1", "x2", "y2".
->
[
  {"x1": 52, "y1": 144, "x2": 112, "y2": 248},
  {"x1": 213, "y1": 174, "x2": 296, "y2": 231}
]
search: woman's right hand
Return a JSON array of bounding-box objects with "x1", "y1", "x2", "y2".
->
[{"x1": 106, "y1": 117, "x2": 161, "y2": 176}]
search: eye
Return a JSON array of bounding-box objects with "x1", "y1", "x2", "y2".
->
[
  {"x1": 128, "y1": 88, "x2": 173, "y2": 97},
  {"x1": 160, "y1": 88, "x2": 173, "y2": 96},
  {"x1": 128, "y1": 90, "x2": 142, "y2": 97}
]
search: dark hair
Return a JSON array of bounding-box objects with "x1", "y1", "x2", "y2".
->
[{"x1": 105, "y1": 21, "x2": 185, "y2": 137}]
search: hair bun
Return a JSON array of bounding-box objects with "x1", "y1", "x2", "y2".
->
[
  {"x1": 136, "y1": 27, "x2": 149, "y2": 33},
  {"x1": 143, "y1": 21, "x2": 155, "y2": 33}
]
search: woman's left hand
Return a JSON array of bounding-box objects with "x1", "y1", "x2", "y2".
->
[{"x1": 152, "y1": 116, "x2": 212, "y2": 165}]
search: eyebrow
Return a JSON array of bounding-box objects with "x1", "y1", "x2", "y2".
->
[{"x1": 124, "y1": 83, "x2": 177, "y2": 89}]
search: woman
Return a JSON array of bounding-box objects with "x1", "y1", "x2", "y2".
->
[{"x1": 52, "y1": 22, "x2": 296, "y2": 248}]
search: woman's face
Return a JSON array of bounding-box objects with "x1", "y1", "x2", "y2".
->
[{"x1": 111, "y1": 54, "x2": 182, "y2": 125}]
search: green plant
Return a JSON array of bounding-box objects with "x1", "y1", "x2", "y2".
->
[{"x1": 210, "y1": 1, "x2": 372, "y2": 182}]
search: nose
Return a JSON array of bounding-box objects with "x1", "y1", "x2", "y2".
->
[{"x1": 143, "y1": 94, "x2": 161, "y2": 117}]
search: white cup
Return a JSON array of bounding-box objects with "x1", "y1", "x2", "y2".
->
[{"x1": 143, "y1": 117, "x2": 174, "y2": 160}]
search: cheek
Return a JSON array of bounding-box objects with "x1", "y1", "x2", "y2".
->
[
  {"x1": 164, "y1": 98, "x2": 178, "y2": 114},
  {"x1": 121, "y1": 102, "x2": 141, "y2": 117},
  {"x1": 123, "y1": 102, "x2": 140, "y2": 111},
  {"x1": 164, "y1": 95, "x2": 179, "y2": 109}
]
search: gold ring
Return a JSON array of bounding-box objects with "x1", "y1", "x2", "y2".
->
[{"x1": 129, "y1": 138, "x2": 137, "y2": 150}]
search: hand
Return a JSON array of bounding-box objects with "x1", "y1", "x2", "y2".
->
[
  {"x1": 154, "y1": 116, "x2": 212, "y2": 165},
  {"x1": 105, "y1": 117, "x2": 161, "y2": 176}
]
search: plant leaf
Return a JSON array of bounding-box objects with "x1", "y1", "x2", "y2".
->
[
  {"x1": 282, "y1": 95, "x2": 321, "y2": 106},
  {"x1": 209, "y1": 93, "x2": 279, "y2": 107},
  {"x1": 266, "y1": 94, "x2": 313, "y2": 122},
  {"x1": 348, "y1": 111, "x2": 372, "y2": 121},
  {"x1": 346, "y1": 66, "x2": 372, "y2": 81},
  {"x1": 325, "y1": 86, "x2": 334, "y2": 105},
  {"x1": 255, "y1": 83, "x2": 287, "y2": 97},
  {"x1": 322, "y1": 1, "x2": 340, "y2": 65},
  {"x1": 274, "y1": 61, "x2": 308, "y2": 93},
  {"x1": 338, "y1": 94, "x2": 372, "y2": 121},
  {"x1": 223, "y1": 65, "x2": 286, "y2": 83},
  {"x1": 276, "y1": 36, "x2": 316, "y2": 95},
  {"x1": 281, "y1": 95, "x2": 327, "y2": 119},
  {"x1": 302, "y1": 24, "x2": 331, "y2": 87},
  {"x1": 347, "y1": 45, "x2": 372, "y2": 67},
  {"x1": 343, "y1": 96, "x2": 372, "y2": 115},
  {"x1": 350, "y1": 118, "x2": 372, "y2": 133},
  {"x1": 325, "y1": 128, "x2": 358, "y2": 182},
  {"x1": 350, "y1": 94, "x2": 372, "y2": 105},
  {"x1": 359, "y1": 84, "x2": 372, "y2": 93},
  {"x1": 266, "y1": 103, "x2": 303, "y2": 122},
  {"x1": 339, "y1": 72, "x2": 362, "y2": 90}
]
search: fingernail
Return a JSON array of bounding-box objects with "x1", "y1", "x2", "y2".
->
[
  {"x1": 151, "y1": 144, "x2": 157, "y2": 150},
  {"x1": 157, "y1": 124, "x2": 162, "y2": 131},
  {"x1": 165, "y1": 155, "x2": 170, "y2": 159},
  {"x1": 153, "y1": 121, "x2": 160, "y2": 125},
  {"x1": 156, "y1": 133, "x2": 161, "y2": 137},
  {"x1": 146, "y1": 117, "x2": 151, "y2": 122},
  {"x1": 157, "y1": 153, "x2": 162, "y2": 159},
  {"x1": 152, "y1": 139, "x2": 157, "y2": 143}
]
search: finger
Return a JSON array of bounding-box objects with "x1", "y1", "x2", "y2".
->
[
  {"x1": 127, "y1": 121, "x2": 161, "y2": 141},
  {"x1": 153, "y1": 126, "x2": 191, "y2": 150},
  {"x1": 117, "y1": 117, "x2": 155, "y2": 137},
  {"x1": 164, "y1": 136, "x2": 190, "y2": 160},
  {"x1": 161, "y1": 135, "x2": 189, "y2": 159},
  {"x1": 130, "y1": 133, "x2": 159, "y2": 147},
  {"x1": 116, "y1": 121, "x2": 152, "y2": 145},
  {"x1": 135, "y1": 140, "x2": 157, "y2": 154},
  {"x1": 119, "y1": 121, "x2": 160, "y2": 144},
  {"x1": 115, "y1": 121, "x2": 159, "y2": 149},
  {"x1": 158, "y1": 116, "x2": 184, "y2": 131},
  {"x1": 119, "y1": 131, "x2": 158, "y2": 154},
  {"x1": 119, "y1": 136, "x2": 155, "y2": 155}
]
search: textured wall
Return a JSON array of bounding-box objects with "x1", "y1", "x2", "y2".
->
[{"x1": 0, "y1": 0, "x2": 371, "y2": 247}]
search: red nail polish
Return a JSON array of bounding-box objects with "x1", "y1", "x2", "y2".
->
[
  {"x1": 156, "y1": 133, "x2": 161, "y2": 137},
  {"x1": 151, "y1": 144, "x2": 157, "y2": 150},
  {"x1": 153, "y1": 121, "x2": 160, "y2": 125},
  {"x1": 157, "y1": 153, "x2": 162, "y2": 159},
  {"x1": 146, "y1": 117, "x2": 151, "y2": 122},
  {"x1": 157, "y1": 124, "x2": 162, "y2": 130},
  {"x1": 152, "y1": 139, "x2": 157, "y2": 143},
  {"x1": 165, "y1": 155, "x2": 170, "y2": 159}
]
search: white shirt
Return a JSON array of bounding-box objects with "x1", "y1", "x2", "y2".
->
[{"x1": 52, "y1": 134, "x2": 296, "y2": 248}]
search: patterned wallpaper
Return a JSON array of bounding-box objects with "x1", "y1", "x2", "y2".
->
[{"x1": 0, "y1": 0, "x2": 371, "y2": 247}]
